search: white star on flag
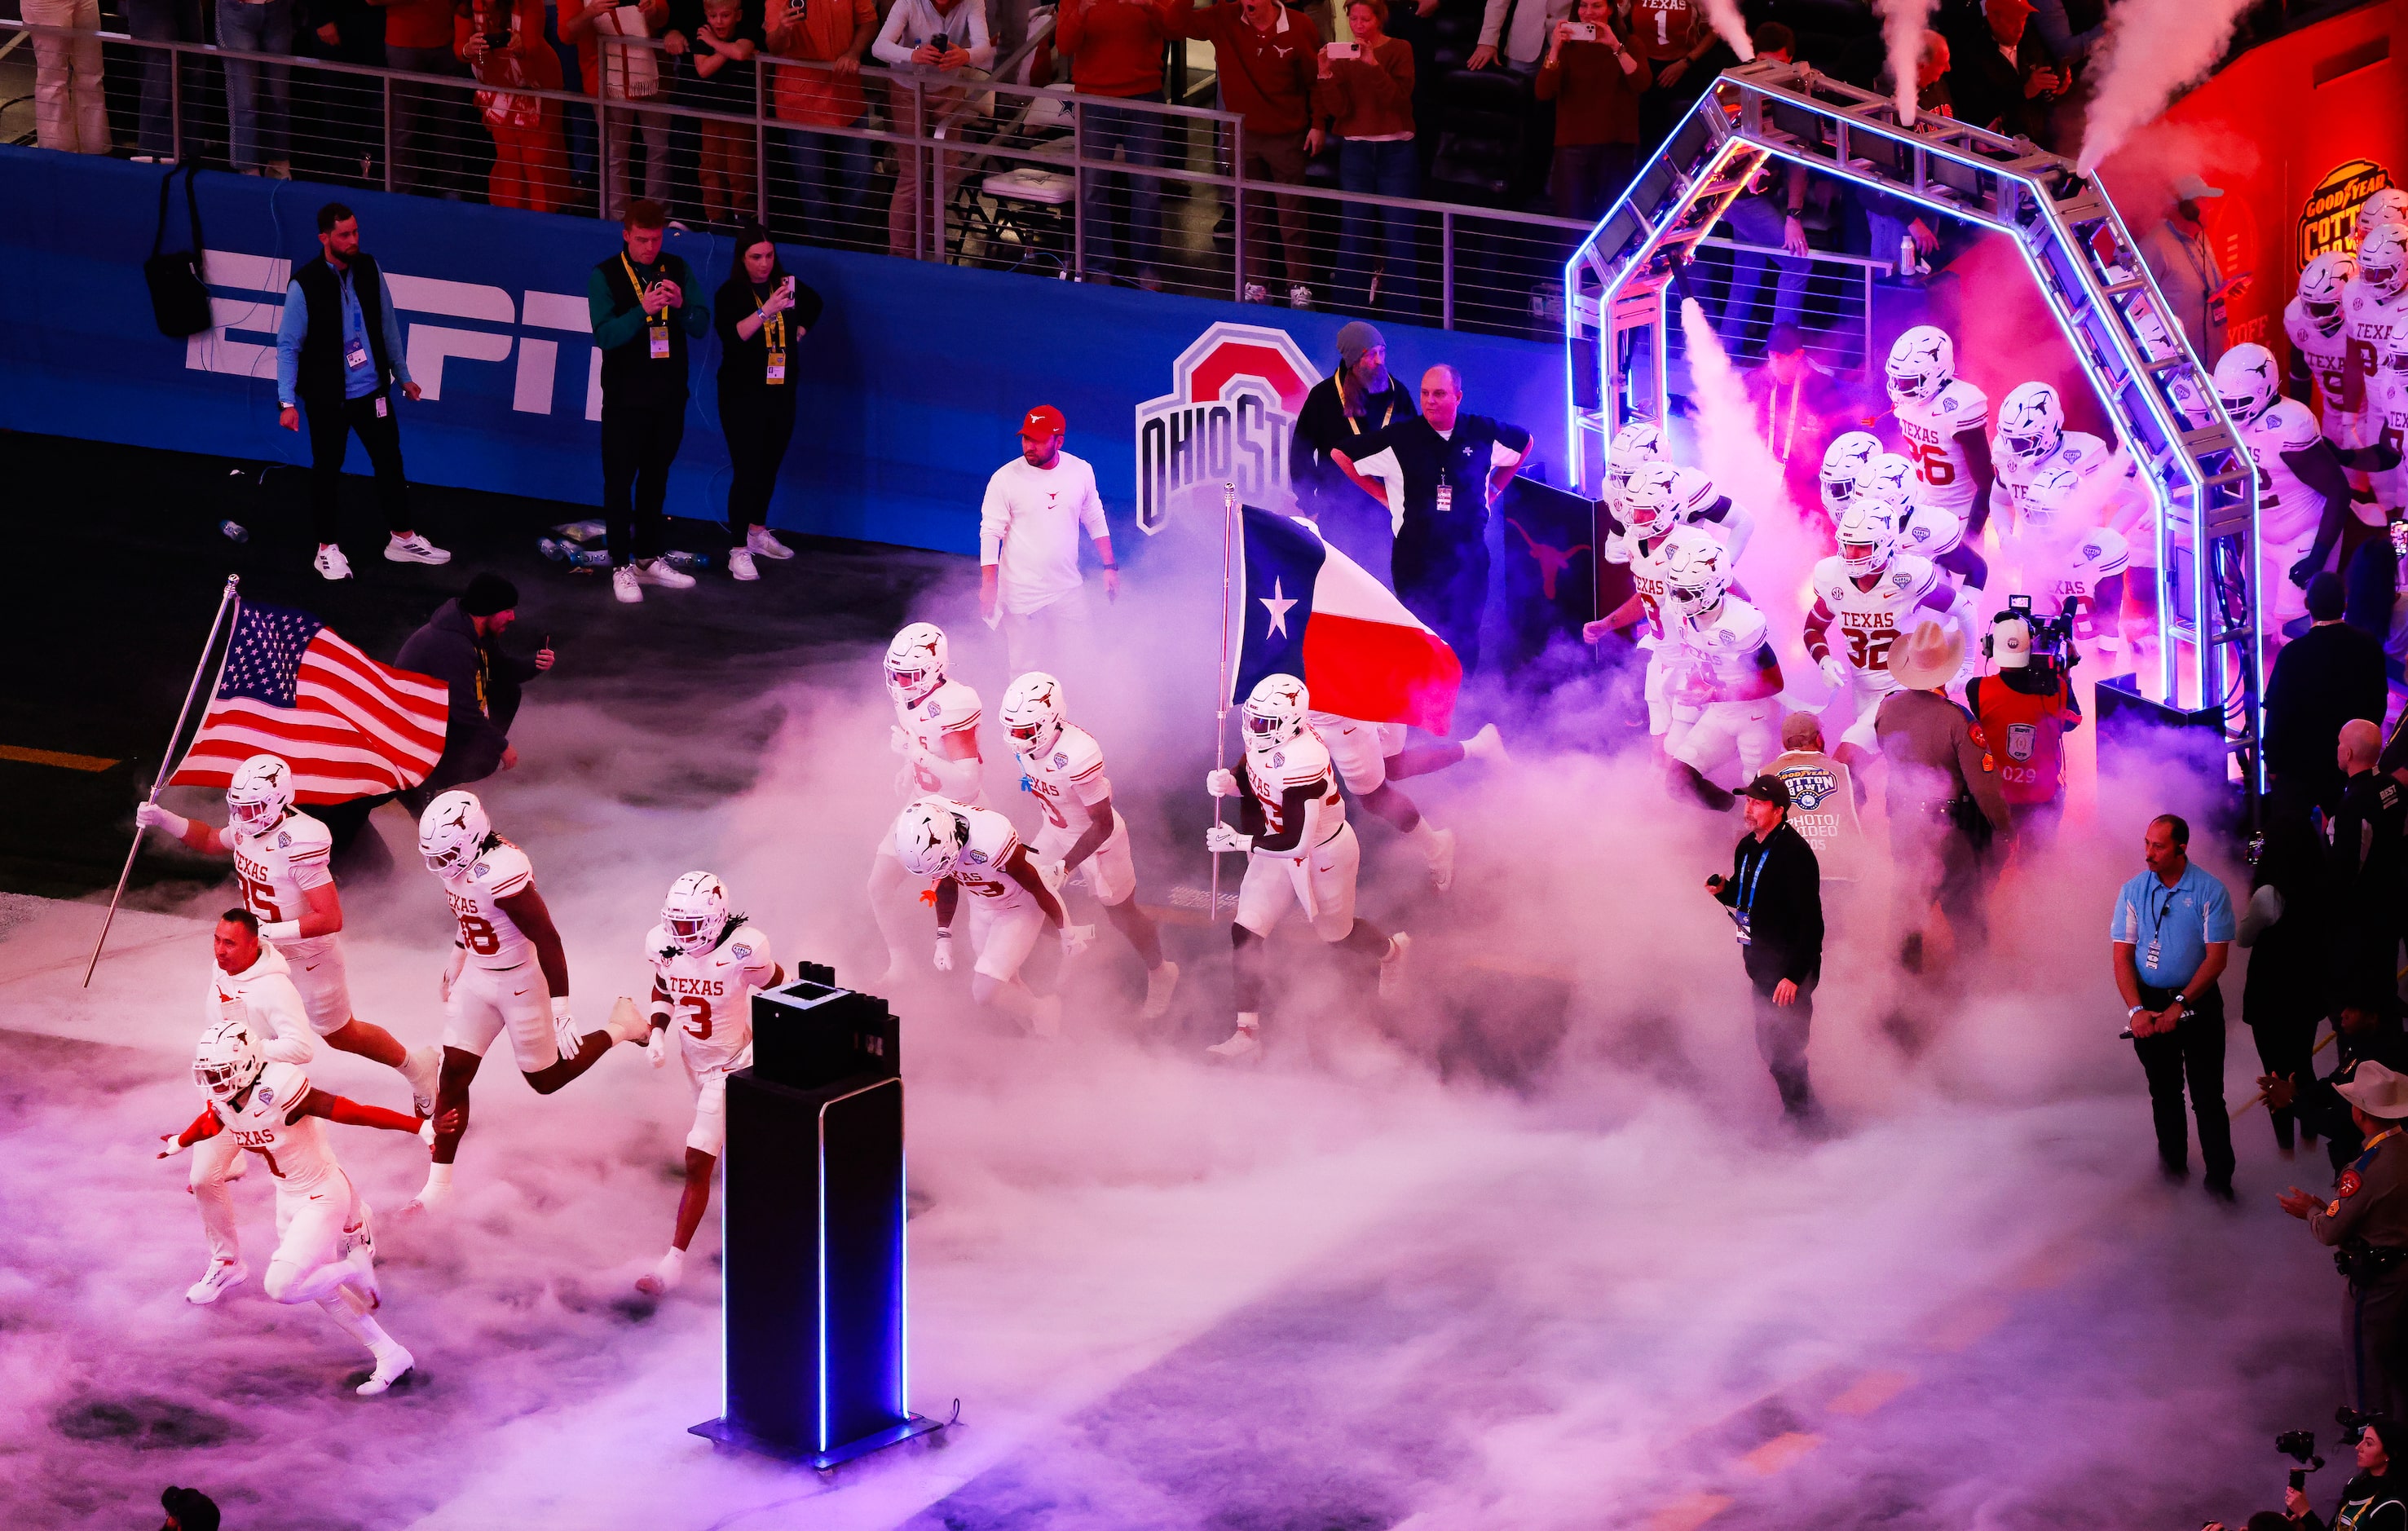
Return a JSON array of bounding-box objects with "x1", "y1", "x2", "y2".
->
[{"x1": 1259, "y1": 579, "x2": 1297, "y2": 639}]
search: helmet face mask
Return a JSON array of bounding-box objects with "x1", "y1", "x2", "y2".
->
[
  {"x1": 417, "y1": 790, "x2": 491, "y2": 879},
  {"x1": 1659, "y1": 526, "x2": 1728, "y2": 620},
  {"x1": 1819, "y1": 431, "x2": 1880, "y2": 518},
  {"x1": 2212, "y1": 343, "x2": 2281, "y2": 426},
  {"x1": 2300, "y1": 252, "x2": 2354, "y2": 329},
  {"x1": 1622, "y1": 461, "x2": 1685, "y2": 541},
  {"x1": 2359, "y1": 226, "x2": 2408, "y2": 301},
  {"x1": 661, "y1": 871, "x2": 730, "y2": 957},
  {"x1": 999, "y1": 673, "x2": 1067, "y2": 758},
  {"x1": 2356, "y1": 188, "x2": 2408, "y2": 247},
  {"x1": 226, "y1": 754, "x2": 295, "y2": 832},
  {"x1": 1834, "y1": 496, "x2": 1899, "y2": 577},
  {"x1": 193, "y1": 1019, "x2": 263, "y2": 1104},
  {"x1": 1885, "y1": 325, "x2": 1955, "y2": 406},
  {"x1": 884, "y1": 623, "x2": 950, "y2": 706},
  {"x1": 1241, "y1": 674, "x2": 1310, "y2": 754},
  {"x1": 1997, "y1": 382, "x2": 2064, "y2": 466},
  {"x1": 893, "y1": 798, "x2": 967, "y2": 878}
]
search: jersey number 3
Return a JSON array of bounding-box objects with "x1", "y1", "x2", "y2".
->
[{"x1": 679, "y1": 995, "x2": 713, "y2": 1041}]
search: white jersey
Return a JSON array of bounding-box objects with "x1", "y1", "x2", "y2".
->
[
  {"x1": 949, "y1": 805, "x2": 1035, "y2": 911},
  {"x1": 1671, "y1": 595, "x2": 1772, "y2": 699},
  {"x1": 228, "y1": 811, "x2": 334, "y2": 932},
  {"x1": 1893, "y1": 377, "x2": 1990, "y2": 517},
  {"x1": 209, "y1": 945, "x2": 315, "y2": 1063},
  {"x1": 1017, "y1": 721, "x2": 1112, "y2": 837},
  {"x1": 1811, "y1": 554, "x2": 1946, "y2": 694},
  {"x1": 1995, "y1": 430, "x2": 2110, "y2": 528},
  {"x1": 2029, "y1": 525, "x2": 2132, "y2": 608},
  {"x1": 2373, "y1": 371, "x2": 2408, "y2": 510},
  {"x1": 893, "y1": 678, "x2": 987, "y2": 805},
  {"x1": 2287, "y1": 300, "x2": 2370, "y2": 443},
  {"x1": 441, "y1": 841, "x2": 538, "y2": 972},
  {"x1": 212, "y1": 1060, "x2": 341, "y2": 1196},
  {"x1": 2240, "y1": 398, "x2": 2330, "y2": 544},
  {"x1": 2345, "y1": 280, "x2": 2408, "y2": 422},
  {"x1": 644, "y1": 922, "x2": 778, "y2": 1074},
  {"x1": 1242, "y1": 727, "x2": 1346, "y2": 853},
  {"x1": 1628, "y1": 532, "x2": 1674, "y2": 641}
]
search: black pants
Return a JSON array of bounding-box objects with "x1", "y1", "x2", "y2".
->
[
  {"x1": 1397, "y1": 548, "x2": 1489, "y2": 682},
  {"x1": 2246, "y1": 977, "x2": 2319, "y2": 1152},
  {"x1": 2132, "y1": 982, "x2": 2235, "y2": 1186},
  {"x1": 717, "y1": 386, "x2": 795, "y2": 540},
  {"x1": 2349, "y1": 1272, "x2": 2408, "y2": 1417},
  {"x1": 1749, "y1": 968, "x2": 1816, "y2": 1118},
  {"x1": 302, "y1": 390, "x2": 412, "y2": 545},
  {"x1": 601, "y1": 399, "x2": 685, "y2": 567}
]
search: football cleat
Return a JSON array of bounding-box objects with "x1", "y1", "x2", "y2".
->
[
  {"x1": 1205, "y1": 1026, "x2": 1261, "y2": 1061},
  {"x1": 1141, "y1": 960, "x2": 1180, "y2": 1020},
  {"x1": 1378, "y1": 933, "x2": 1411, "y2": 999},
  {"x1": 1424, "y1": 827, "x2": 1458, "y2": 893},
  {"x1": 400, "y1": 1045, "x2": 441, "y2": 1120},
  {"x1": 635, "y1": 1246, "x2": 686, "y2": 1297},
  {"x1": 185, "y1": 1259, "x2": 249, "y2": 1304},
  {"x1": 355, "y1": 1341, "x2": 414, "y2": 1396},
  {"x1": 1462, "y1": 722, "x2": 1509, "y2": 765}
]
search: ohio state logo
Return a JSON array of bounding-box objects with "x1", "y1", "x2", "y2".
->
[{"x1": 1134, "y1": 323, "x2": 1320, "y2": 535}]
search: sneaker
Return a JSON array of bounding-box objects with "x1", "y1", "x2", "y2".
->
[
  {"x1": 1288, "y1": 285, "x2": 1315, "y2": 310},
  {"x1": 356, "y1": 1341, "x2": 415, "y2": 1396},
  {"x1": 633, "y1": 558, "x2": 696, "y2": 589},
  {"x1": 1030, "y1": 995, "x2": 1062, "y2": 1039},
  {"x1": 1205, "y1": 1026, "x2": 1260, "y2": 1060},
  {"x1": 186, "y1": 1259, "x2": 249, "y2": 1304},
  {"x1": 1140, "y1": 960, "x2": 1180, "y2": 1020},
  {"x1": 746, "y1": 525, "x2": 796, "y2": 560},
  {"x1": 385, "y1": 532, "x2": 452, "y2": 565},
  {"x1": 612, "y1": 565, "x2": 642, "y2": 603},
  {"x1": 635, "y1": 1247, "x2": 686, "y2": 1297},
  {"x1": 1424, "y1": 827, "x2": 1457, "y2": 893},
  {"x1": 406, "y1": 1173, "x2": 452, "y2": 1215},
  {"x1": 729, "y1": 547, "x2": 760, "y2": 582},
  {"x1": 1462, "y1": 722, "x2": 1509, "y2": 764},
  {"x1": 1242, "y1": 282, "x2": 1270, "y2": 304},
  {"x1": 1378, "y1": 932, "x2": 1411, "y2": 999},
  {"x1": 400, "y1": 1045, "x2": 441, "y2": 1120},
  {"x1": 314, "y1": 544, "x2": 354, "y2": 580}
]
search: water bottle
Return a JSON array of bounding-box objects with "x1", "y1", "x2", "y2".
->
[
  {"x1": 1899, "y1": 234, "x2": 1921, "y2": 277},
  {"x1": 663, "y1": 549, "x2": 712, "y2": 571},
  {"x1": 568, "y1": 545, "x2": 614, "y2": 570},
  {"x1": 537, "y1": 536, "x2": 566, "y2": 562},
  {"x1": 219, "y1": 520, "x2": 249, "y2": 542}
]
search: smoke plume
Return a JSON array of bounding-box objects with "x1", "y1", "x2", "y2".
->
[
  {"x1": 1698, "y1": 0, "x2": 1754, "y2": 62},
  {"x1": 2075, "y1": 0, "x2": 2256, "y2": 174},
  {"x1": 1873, "y1": 0, "x2": 1936, "y2": 126}
]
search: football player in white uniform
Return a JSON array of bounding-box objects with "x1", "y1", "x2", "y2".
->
[
  {"x1": 1991, "y1": 382, "x2": 2136, "y2": 647},
  {"x1": 413, "y1": 791, "x2": 651, "y2": 1212},
  {"x1": 1802, "y1": 476, "x2": 1978, "y2": 761},
  {"x1": 1883, "y1": 325, "x2": 1995, "y2": 589},
  {"x1": 2287, "y1": 252, "x2": 2371, "y2": 448},
  {"x1": 1658, "y1": 525, "x2": 1784, "y2": 807},
  {"x1": 1815, "y1": 431, "x2": 1883, "y2": 532},
  {"x1": 999, "y1": 673, "x2": 1181, "y2": 1017},
  {"x1": 157, "y1": 1016, "x2": 453, "y2": 1396},
  {"x1": 631, "y1": 871, "x2": 783, "y2": 1296},
  {"x1": 871, "y1": 623, "x2": 988, "y2": 982},
  {"x1": 2015, "y1": 468, "x2": 2132, "y2": 646},
  {"x1": 1202, "y1": 675, "x2": 1409, "y2": 1061},
  {"x1": 2214, "y1": 342, "x2": 2374, "y2": 628},
  {"x1": 2348, "y1": 227, "x2": 2408, "y2": 512},
  {"x1": 1597, "y1": 420, "x2": 1757, "y2": 567},
  {"x1": 135, "y1": 755, "x2": 439, "y2": 1114},
  {"x1": 1587, "y1": 460, "x2": 1753, "y2": 752},
  {"x1": 895, "y1": 795, "x2": 1074, "y2": 1035},
  {"x1": 1303, "y1": 710, "x2": 1506, "y2": 894}
]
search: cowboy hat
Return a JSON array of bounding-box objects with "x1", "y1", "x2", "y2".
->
[
  {"x1": 2340, "y1": 1061, "x2": 2408, "y2": 1121},
  {"x1": 1886, "y1": 620, "x2": 1965, "y2": 691}
]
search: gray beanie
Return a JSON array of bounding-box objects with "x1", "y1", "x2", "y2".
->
[{"x1": 1336, "y1": 321, "x2": 1386, "y2": 366}]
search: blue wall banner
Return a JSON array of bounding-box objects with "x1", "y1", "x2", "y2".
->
[{"x1": 0, "y1": 147, "x2": 1567, "y2": 555}]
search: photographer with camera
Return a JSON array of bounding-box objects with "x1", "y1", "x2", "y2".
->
[
  {"x1": 2282, "y1": 1414, "x2": 2408, "y2": 1529},
  {"x1": 1965, "y1": 599, "x2": 2081, "y2": 852},
  {"x1": 2282, "y1": 1065, "x2": 2408, "y2": 1418}
]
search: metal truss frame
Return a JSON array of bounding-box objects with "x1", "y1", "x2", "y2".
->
[{"x1": 1562, "y1": 59, "x2": 2262, "y2": 788}]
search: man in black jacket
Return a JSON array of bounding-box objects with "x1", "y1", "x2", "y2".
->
[
  {"x1": 1289, "y1": 320, "x2": 1418, "y2": 576},
  {"x1": 395, "y1": 573, "x2": 553, "y2": 811},
  {"x1": 2266, "y1": 572, "x2": 2388, "y2": 823},
  {"x1": 2328, "y1": 718, "x2": 2408, "y2": 1006},
  {"x1": 585, "y1": 199, "x2": 712, "y2": 604},
  {"x1": 1709, "y1": 774, "x2": 1827, "y2": 1123}
]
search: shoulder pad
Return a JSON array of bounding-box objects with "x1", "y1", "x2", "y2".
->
[
  {"x1": 1286, "y1": 732, "x2": 1333, "y2": 780},
  {"x1": 1723, "y1": 598, "x2": 1769, "y2": 651},
  {"x1": 1060, "y1": 725, "x2": 1108, "y2": 777},
  {"x1": 479, "y1": 844, "x2": 534, "y2": 891},
  {"x1": 730, "y1": 924, "x2": 773, "y2": 960},
  {"x1": 256, "y1": 1060, "x2": 309, "y2": 1110},
  {"x1": 284, "y1": 813, "x2": 334, "y2": 856},
  {"x1": 642, "y1": 924, "x2": 673, "y2": 964}
]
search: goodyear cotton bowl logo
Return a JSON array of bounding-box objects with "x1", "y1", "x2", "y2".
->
[
  {"x1": 1135, "y1": 323, "x2": 1320, "y2": 535},
  {"x1": 2300, "y1": 159, "x2": 2396, "y2": 267},
  {"x1": 1784, "y1": 767, "x2": 1836, "y2": 812}
]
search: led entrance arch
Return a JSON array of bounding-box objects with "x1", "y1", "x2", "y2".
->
[{"x1": 1561, "y1": 60, "x2": 2263, "y2": 776}]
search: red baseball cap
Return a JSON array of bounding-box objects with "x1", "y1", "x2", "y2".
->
[{"x1": 1018, "y1": 404, "x2": 1066, "y2": 439}]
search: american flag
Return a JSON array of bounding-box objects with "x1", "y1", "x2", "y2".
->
[{"x1": 169, "y1": 602, "x2": 448, "y2": 803}]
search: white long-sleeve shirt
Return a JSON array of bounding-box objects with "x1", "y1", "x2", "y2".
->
[
  {"x1": 871, "y1": 0, "x2": 995, "y2": 76},
  {"x1": 979, "y1": 450, "x2": 1109, "y2": 615},
  {"x1": 209, "y1": 944, "x2": 316, "y2": 1066},
  {"x1": 1478, "y1": 0, "x2": 1575, "y2": 67}
]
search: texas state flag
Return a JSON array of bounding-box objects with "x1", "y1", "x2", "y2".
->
[{"x1": 1231, "y1": 506, "x2": 1462, "y2": 734}]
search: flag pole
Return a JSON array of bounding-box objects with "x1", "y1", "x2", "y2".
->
[
  {"x1": 1209, "y1": 482, "x2": 1237, "y2": 923},
  {"x1": 84, "y1": 573, "x2": 242, "y2": 987}
]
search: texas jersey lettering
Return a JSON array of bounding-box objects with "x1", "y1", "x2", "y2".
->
[
  {"x1": 446, "y1": 841, "x2": 536, "y2": 970},
  {"x1": 1017, "y1": 722, "x2": 1109, "y2": 835},
  {"x1": 228, "y1": 812, "x2": 334, "y2": 929},
  {"x1": 948, "y1": 805, "x2": 1035, "y2": 907},
  {"x1": 1813, "y1": 554, "x2": 1945, "y2": 692},
  {"x1": 1243, "y1": 726, "x2": 1345, "y2": 849},
  {"x1": 213, "y1": 1061, "x2": 341, "y2": 1193},
  {"x1": 643, "y1": 924, "x2": 777, "y2": 1074}
]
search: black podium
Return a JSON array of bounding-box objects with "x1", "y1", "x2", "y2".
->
[{"x1": 688, "y1": 968, "x2": 937, "y2": 1467}]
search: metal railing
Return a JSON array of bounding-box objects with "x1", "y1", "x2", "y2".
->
[{"x1": 4, "y1": 14, "x2": 1877, "y2": 342}]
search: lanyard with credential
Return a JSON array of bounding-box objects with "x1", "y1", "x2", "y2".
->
[
  {"x1": 624, "y1": 254, "x2": 672, "y2": 357},
  {"x1": 1343, "y1": 390, "x2": 1397, "y2": 437},
  {"x1": 1738, "y1": 840, "x2": 1772, "y2": 921},
  {"x1": 753, "y1": 288, "x2": 787, "y2": 383},
  {"x1": 2136, "y1": 876, "x2": 2186, "y2": 973}
]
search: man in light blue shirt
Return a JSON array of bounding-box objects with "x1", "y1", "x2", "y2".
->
[
  {"x1": 274, "y1": 202, "x2": 450, "y2": 581},
  {"x1": 2112, "y1": 811, "x2": 2238, "y2": 1199}
]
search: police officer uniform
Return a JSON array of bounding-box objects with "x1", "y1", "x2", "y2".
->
[
  {"x1": 2327, "y1": 763, "x2": 2408, "y2": 1004},
  {"x1": 1874, "y1": 621, "x2": 2013, "y2": 966},
  {"x1": 2309, "y1": 1064, "x2": 2408, "y2": 1418}
]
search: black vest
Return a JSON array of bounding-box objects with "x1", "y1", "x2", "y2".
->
[
  {"x1": 595, "y1": 251, "x2": 694, "y2": 410},
  {"x1": 293, "y1": 252, "x2": 392, "y2": 404}
]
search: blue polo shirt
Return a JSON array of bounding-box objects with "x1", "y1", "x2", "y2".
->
[{"x1": 2110, "y1": 862, "x2": 2234, "y2": 988}]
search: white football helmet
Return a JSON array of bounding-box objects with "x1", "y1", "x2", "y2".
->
[
  {"x1": 193, "y1": 1016, "x2": 264, "y2": 1103},
  {"x1": 999, "y1": 672, "x2": 1067, "y2": 757},
  {"x1": 2298, "y1": 251, "x2": 2356, "y2": 329},
  {"x1": 1854, "y1": 453, "x2": 1917, "y2": 507},
  {"x1": 1819, "y1": 431, "x2": 1881, "y2": 518},
  {"x1": 2019, "y1": 466, "x2": 2084, "y2": 533},
  {"x1": 1996, "y1": 382, "x2": 2065, "y2": 467},
  {"x1": 1834, "y1": 492, "x2": 1901, "y2": 578},
  {"x1": 1606, "y1": 420, "x2": 1667, "y2": 499},
  {"x1": 661, "y1": 871, "x2": 730, "y2": 956},
  {"x1": 225, "y1": 754, "x2": 296, "y2": 832},
  {"x1": 2213, "y1": 343, "x2": 2282, "y2": 426},
  {"x1": 893, "y1": 797, "x2": 967, "y2": 878},
  {"x1": 1241, "y1": 673, "x2": 1310, "y2": 752},
  {"x1": 1659, "y1": 524, "x2": 1730, "y2": 620},
  {"x1": 2355, "y1": 188, "x2": 2408, "y2": 245},
  {"x1": 2377, "y1": 333, "x2": 2408, "y2": 390},
  {"x1": 417, "y1": 790, "x2": 491, "y2": 879},
  {"x1": 2358, "y1": 224, "x2": 2408, "y2": 301},
  {"x1": 1621, "y1": 461, "x2": 1687, "y2": 541},
  {"x1": 884, "y1": 623, "x2": 949, "y2": 705},
  {"x1": 1885, "y1": 325, "x2": 1956, "y2": 405}
]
